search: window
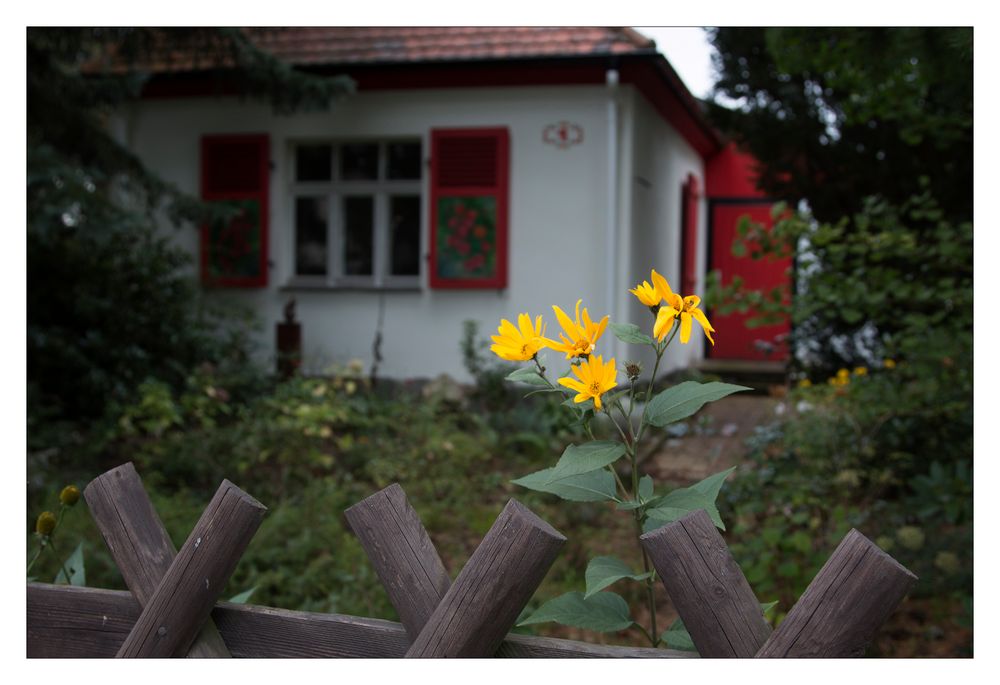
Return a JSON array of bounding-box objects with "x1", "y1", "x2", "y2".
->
[{"x1": 290, "y1": 140, "x2": 422, "y2": 288}]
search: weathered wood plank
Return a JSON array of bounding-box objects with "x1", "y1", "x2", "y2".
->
[
  {"x1": 755, "y1": 529, "x2": 917, "y2": 657},
  {"x1": 406, "y1": 499, "x2": 566, "y2": 657},
  {"x1": 84, "y1": 462, "x2": 231, "y2": 657},
  {"x1": 344, "y1": 483, "x2": 450, "y2": 640},
  {"x1": 640, "y1": 509, "x2": 772, "y2": 657},
  {"x1": 115, "y1": 480, "x2": 266, "y2": 657},
  {"x1": 27, "y1": 584, "x2": 692, "y2": 658}
]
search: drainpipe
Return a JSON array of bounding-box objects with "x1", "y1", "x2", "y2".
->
[{"x1": 605, "y1": 68, "x2": 620, "y2": 362}]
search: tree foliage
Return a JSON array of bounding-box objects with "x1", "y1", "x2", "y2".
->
[
  {"x1": 27, "y1": 29, "x2": 353, "y2": 426},
  {"x1": 707, "y1": 28, "x2": 972, "y2": 224}
]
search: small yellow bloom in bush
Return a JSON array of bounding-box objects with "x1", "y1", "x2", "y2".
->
[
  {"x1": 558, "y1": 354, "x2": 618, "y2": 411},
  {"x1": 828, "y1": 368, "x2": 851, "y2": 387},
  {"x1": 853, "y1": 366, "x2": 867, "y2": 376},
  {"x1": 36, "y1": 511, "x2": 57, "y2": 536},
  {"x1": 59, "y1": 485, "x2": 80, "y2": 507},
  {"x1": 490, "y1": 313, "x2": 547, "y2": 361},
  {"x1": 546, "y1": 299, "x2": 608, "y2": 360},
  {"x1": 896, "y1": 525, "x2": 925, "y2": 551},
  {"x1": 934, "y1": 551, "x2": 961, "y2": 575},
  {"x1": 883, "y1": 358, "x2": 897, "y2": 369},
  {"x1": 797, "y1": 378, "x2": 812, "y2": 388},
  {"x1": 875, "y1": 535, "x2": 895, "y2": 553}
]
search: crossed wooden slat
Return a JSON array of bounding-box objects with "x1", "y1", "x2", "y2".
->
[{"x1": 28, "y1": 462, "x2": 917, "y2": 658}]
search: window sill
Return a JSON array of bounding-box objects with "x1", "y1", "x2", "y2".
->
[{"x1": 280, "y1": 280, "x2": 422, "y2": 293}]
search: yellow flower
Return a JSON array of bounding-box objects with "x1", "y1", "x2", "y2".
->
[
  {"x1": 883, "y1": 358, "x2": 896, "y2": 369},
  {"x1": 546, "y1": 299, "x2": 609, "y2": 360},
  {"x1": 558, "y1": 354, "x2": 618, "y2": 410},
  {"x1": 798, "y1": 378, "x2": 812, "y2": 388},
  {"x1": 853, "y1": 366, "x2": 868, "y2": 376},
  {"x1": 490, "y1": 313, "x2": 547, "y2": 361},
  {"x1": 36, "y1": 511, "x2": 57, "y2": 536},
  {"x1": 653, "y1": 291, "x2": 715, "y2": 345},
  {"x1": 59, "y1": 485, "x2": 80, "y2": 507},
  {"x1": 629, "y1": 268, "x2": 675, "y2": 309}
]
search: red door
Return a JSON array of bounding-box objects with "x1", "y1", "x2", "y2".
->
[{"x1": 708, "y1": 202, "x2": 790, "y2": 361}]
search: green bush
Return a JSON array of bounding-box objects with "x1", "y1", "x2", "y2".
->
[{"x1": 721, "y1": 368, "x2": 972, "y2": 630}]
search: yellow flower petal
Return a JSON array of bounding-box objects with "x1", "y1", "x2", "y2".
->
[
  {"x1": 651, "y1": 269, "x2": 675, "y2": 302},
  {"x1": 654, "y1": 307, "x2": 677, "y2": 340},
  {"x1": 680, "y1": 312, "x2": 692, "y2": 344},
  {"x1": 690, "y1": 307, "x2": 715, "y2": 345}
]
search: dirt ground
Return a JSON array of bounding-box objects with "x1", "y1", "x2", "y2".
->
[{"x1": 644, "y1": 394, "x2": 780, "y2": 483}]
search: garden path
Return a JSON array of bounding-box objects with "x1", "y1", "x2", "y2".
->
[{"x1": 644, "y1": 394, "x2": 781, "y2": 484}]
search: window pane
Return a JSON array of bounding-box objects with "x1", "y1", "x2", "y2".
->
[
  {"x1": 295, "y1": 196, "x2": 328, "y2": 276},
  {"x1": 387, "y1": 142, "x2": 422, "y2": 180},
  {"x1": 340, "y1": 143, "x2": 379, "y2": 180},
  {"x1": 343, "y1": 196, "x2": 374, "y2": 276},
  {"x1": 390, "y1": 196, "x2": 421, "y2": 276},
  {"x1": 296, "y1": 144, "x2": 332, "y2": 182}
]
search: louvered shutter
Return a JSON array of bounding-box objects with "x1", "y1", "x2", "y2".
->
[
  {"x1": 429, "y1": 127, "x2": 509, "y2": 289},
  {"x1": 680, "y1": 173, "x2": 700, "y2": 295},
  {"x1": 200, "y1": 134, "x2": 270, "y2": 287}
]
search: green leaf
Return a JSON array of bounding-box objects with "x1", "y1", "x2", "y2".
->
[
  {"x1": 688, "y1": 466, "x2": 737, "y2": 502},
  {"x1": 512, "y1": 468, "x2": 618, "y2": 502},
  {"x1": 661, "y1": 618, "x2": 697, "y2": 652},
  {"x1": 228, "y1": 587, "x2": 257, "y2": 604},
  {"x1": 639, "y1": 474, "x2": 654, "y2": 501},
  {"x1": 54, "y1": 542, "x2": 86, "y2": 587},
  {"x1": 761, "y1": 600, "x2": 779, "y2": 616},
  {"x1": 644, "y1": 489, "x2": 724, "y2": 532},
  {"x1": 609, "y1": 322, "x2": 655, "y2": 346},
  {"x1": 645, "y1": 381, "x2": 751, "y2": 427},
  {"x1": 505, "y1": 367, "x2": 548, "y2": 386},
  {"x1": 518, "y1": 591, "x2": 633, "y2": 632},
  {"x1": 584, "y1": 556, "x2": 652, "y2": 598},
  {"x1": 545, "y1": 441, "x2": 626, "y2": 483}
]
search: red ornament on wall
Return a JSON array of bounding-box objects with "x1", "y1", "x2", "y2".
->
[{"x1": 543, "y1": 121, "x2": 584, "y2": 149}]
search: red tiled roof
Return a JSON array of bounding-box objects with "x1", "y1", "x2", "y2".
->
[
  {"x1": 125, "y1": 27, "x2": 657, "y2": 73},
  {"x1": 248, "y1": 27, "x2": 654, "y2": 65}
]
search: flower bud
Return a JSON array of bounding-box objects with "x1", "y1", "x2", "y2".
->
[
  {"x1": 59, "y1": 485, "x2": 80, "y2": 507},
  {"x1": 624, "y1": 361, "x2": 642, "y2": 383},
  {"x1": 36, "y1": 511, "x2": 57, "y2": 536}
]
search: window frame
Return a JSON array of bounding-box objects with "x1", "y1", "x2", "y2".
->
[{"x1": 287, "y1": 138, "x2": 423, "y2": 290}]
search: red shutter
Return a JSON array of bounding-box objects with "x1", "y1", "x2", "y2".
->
[
  {"x1": 680, "y1": 173, "x2": 700, "y2": 295},
  {"x1": 200, "y1": 134, "x2": 270, "y2": 287},
  {"x1": 429, "y1": 127, "x2": 509, "y2": 289}
]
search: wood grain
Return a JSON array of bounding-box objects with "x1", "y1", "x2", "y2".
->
[
  {"x1": 406, "y1": 499, "x2": 566, "y2": 657},
  {"x1": 344, "y1": 483, "x2": 450, "y2": 640},
  {"x1": 115, "y1": 480, "x2": 266, "y2": 657},
  {"x1": 84, "y1": 462, "x2": 231, "y2": 657},
  {"x1": 27, "y1": 584, "x2": 692, "y2": 658},
  {"x1": 755, "y1": 529, "x2": 917, "y2": 657},
  {"x1": 641, "y1": 509, "x2": 772, "y2": 657}
]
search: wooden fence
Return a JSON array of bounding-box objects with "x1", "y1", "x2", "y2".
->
[{"x1": 26, "y1": 462, "x2": 917, "y2": 658}]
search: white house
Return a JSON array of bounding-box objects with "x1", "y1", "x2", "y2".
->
[{"x1": 116, "y1": 27, "x2": 787, "y2": 381}]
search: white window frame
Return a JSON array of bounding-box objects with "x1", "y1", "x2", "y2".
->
[{"x1": 288, "y1": 139, "x2": 422, "y2": 289}]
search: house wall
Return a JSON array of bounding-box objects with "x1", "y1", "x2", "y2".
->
[
  {"x1": 124, "y1": 85, "x2": 621, "y2": 381},
  {"x1": 622, "y1": 90, "x2": 709, "y2": 373},
  {"x1": 123, "y1": 80, "x2": 709, "y2": 382}
]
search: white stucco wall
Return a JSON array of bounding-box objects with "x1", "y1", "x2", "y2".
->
[
  {"x1": 622, "y1": 90, "x2": 709, "y2": 374},
  {"x1": 123, "y1": 82, "x2": 707, "y2": 381}
]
